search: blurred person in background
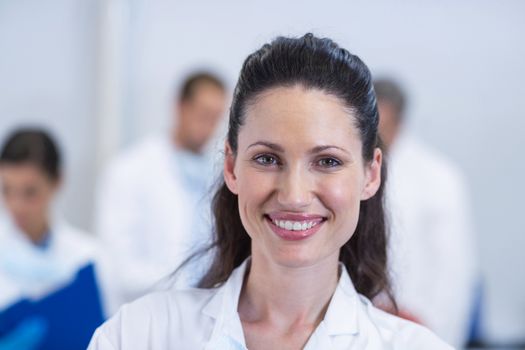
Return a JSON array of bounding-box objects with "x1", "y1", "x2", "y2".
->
[
  {"x1": 0, "y1": 128, "x2": 113, "y2": 349},
  {"x1": 95, "y1": 71, "x2": 228, "y2": 305},
  {"x1": 374, "y1": 78, "x2": 478, "y2": 348}
]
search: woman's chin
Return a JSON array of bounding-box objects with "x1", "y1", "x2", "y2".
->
[{"x1": 267, "y1": 249, "x2": 322, "y2": 269}]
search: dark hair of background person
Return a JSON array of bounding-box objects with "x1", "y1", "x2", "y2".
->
[
  {"x1": 178, "y1": 71, "x2": 226, "y2": 102},
  {"x1": 0, "y1": 128, "x2": 61, "y2": 182},
  {"x1": 373, "y1": 78, "x2": 407, "y2": 122},
  {"x1": 180, "y1": 33, "x2": 394, "y2": 307}
]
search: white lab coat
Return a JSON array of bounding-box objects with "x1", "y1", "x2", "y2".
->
[
  {"x1": 95, "y1": 135, "x2": 215, "y2": 305},
  {"x1": 386, "y1": 132, "x2": 477, "y2": 348},
  {"x1": 0, "y1": 215, "x2": 117, "y2": 317},
  {"x1": 88, "y1": 259, "x2": 452, "y2": 350}
]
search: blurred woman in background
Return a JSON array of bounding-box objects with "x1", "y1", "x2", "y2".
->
[{"x1": 0, "y1": 128, "x2": 110, "y2": 349}]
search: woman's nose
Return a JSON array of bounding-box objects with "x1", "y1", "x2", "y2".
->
[{"x1": 276, "y1": 165, "x2": 313, "y2": 209}]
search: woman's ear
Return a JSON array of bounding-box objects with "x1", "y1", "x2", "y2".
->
[
  {"x1": 361, "y1": 148, "x2": 382, "y2": 200},
  {"x1": 223, "y1": 141, "x2": 238, "y2": 194}
]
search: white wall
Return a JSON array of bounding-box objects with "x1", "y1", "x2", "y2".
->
[
  {"x1": 121, "y1": 0, "x2": 525, "y2": 342},
  {"x1": 0, "y1": 1, "x2": 99, "y2": 230}
]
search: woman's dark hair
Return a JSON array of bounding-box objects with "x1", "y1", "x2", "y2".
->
[
  {"x1": 192, "y1": 33, "x2": 393, "y2": 306},
  {"x1": 0, "y1": 128, "x2": 61, "y2": 181}
]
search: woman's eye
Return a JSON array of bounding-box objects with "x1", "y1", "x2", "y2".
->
[
  {"x1": 317, "y1": 157, "x2": 342, "y2": 168},
  {"x1": 254, "y1": 154, "x2": 279, "y2": 166}
]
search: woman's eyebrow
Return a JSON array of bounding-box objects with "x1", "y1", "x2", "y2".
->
[
  {"x1": 246, "y1": 142, "x2": 349, "y2": 155},
  {"x1": 309, "y1": 145, "x2": 350, "y2": 155},
  {"x1": 246, "y1": 141, "x2": 284, "y2": 152}
]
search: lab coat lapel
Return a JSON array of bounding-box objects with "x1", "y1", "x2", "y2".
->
[
  {"x1": 304, "y1": 264, "x2": 360, "y2": 349},
  {"x1": 203, "y1": 260, "x2": 249, "y2": 350},
  {"x1": 322, "y1": 265, "x2": 359, "y2": 336}
]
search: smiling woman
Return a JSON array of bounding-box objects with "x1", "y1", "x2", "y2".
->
[
  {"x1": 223, "y1": 86, "x2": 382, "y2": 274},
  {"x1": 88, "y1": 34, "x2": 452, "y2": 349}
]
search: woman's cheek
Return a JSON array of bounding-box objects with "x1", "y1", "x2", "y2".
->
[
  {"x1": 243, "y1": 167, "x2": 276, "y2": 195},
  {"x1": 238, "y1": 170, "x2": 275, "y2": 221},
  {"x1": 318, "y1": 175, "x2": 362, "y2": 241},
  {"x1": 319, "y1": 175, "x2": 361, "y2": 210}
]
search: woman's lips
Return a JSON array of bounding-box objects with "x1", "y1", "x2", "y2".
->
[
  {"x1": 267, "y1": 212, "x2": 325, "y2": 222},
  {"x1": 265, "y1": 213, "x2": 326, "y2": 241}
]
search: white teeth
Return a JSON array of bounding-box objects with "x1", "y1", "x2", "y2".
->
[{"x1": 272, "y1": 219, "x2": 321, "y2": 231}]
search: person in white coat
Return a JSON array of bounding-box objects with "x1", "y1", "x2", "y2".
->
[
  {"x1": 95, "y1": 72, "x2": 228, "y2": 304},
  {"x1": 374, "y1": 78, "x2": 478, "y2": 348},
  {"x1": 89, "y1": 34, "x2": 452, "y2": 349},
  {"x1": 0, "y1": 129, "x2": 116, "y2": 348}
]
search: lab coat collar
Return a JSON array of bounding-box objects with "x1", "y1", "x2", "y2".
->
[
  {"x1": 202, "y1": 259, "x2": 360, "y2": 348},
  {"x1": 1, "y1": 215, "x2": 55, "y2": 251},
  {"x1": 202, "y1": 259, "x2": 249, "y2": 348},
  {"x1": 322, "y1": 263, "x2": 359, "y2": 336}
]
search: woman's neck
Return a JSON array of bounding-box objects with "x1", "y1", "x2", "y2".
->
[{"x1": 239, "y1": 250, "x2": 340, "y2": 329}]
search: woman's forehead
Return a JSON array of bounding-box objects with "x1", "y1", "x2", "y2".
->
[
  {"x1": 0, "y1": 162, "x2": 50, "y2": 183},
  {"x1": 239, "y1": 86, "x2": 361, "y2": 148}
]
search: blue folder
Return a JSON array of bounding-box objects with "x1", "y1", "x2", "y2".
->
[{"x1": 0, "y1": 263, "x2": 105, "y2": 350}]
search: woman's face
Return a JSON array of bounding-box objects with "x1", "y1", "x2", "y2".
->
[
  {"x1": 224, "y1": 86, "x2": 382, "y2": 268},
  {"x1": 0, "y1": 163, "x2": 58, "y2": 236}
]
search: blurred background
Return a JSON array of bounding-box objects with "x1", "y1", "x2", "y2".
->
[{"x1": 0, "y1": 0, "x2": 524, "y2": 348}]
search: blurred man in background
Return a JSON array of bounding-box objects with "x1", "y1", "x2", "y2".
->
[
  {"x1": 95, "y1": 72, "x2": 227, "y2": 305},
  {"x1": 374, "y1": 78, "x2": 478, "y2": 348}
]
